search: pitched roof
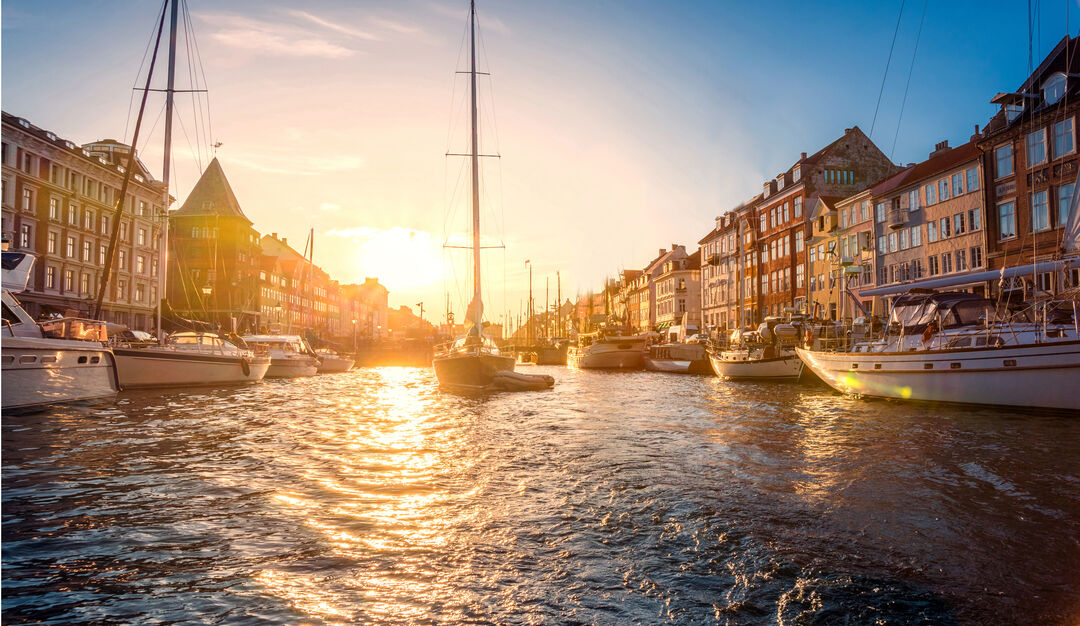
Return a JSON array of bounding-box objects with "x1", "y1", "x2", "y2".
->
[
  {"x1": 901, "y1": 140, "x2": 980, "y2": 186},
  {"x1": 174, "y1": 158, "x2": 251, "y2": 223}
]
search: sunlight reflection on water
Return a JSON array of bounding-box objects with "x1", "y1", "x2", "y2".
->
[{"x1": 2, "y1": 366, "x2": 1079, "y2": 624}]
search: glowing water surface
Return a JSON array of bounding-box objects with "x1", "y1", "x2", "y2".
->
[{"x1": 3, "y1": 367, "x2": 1078, "y2": 624}]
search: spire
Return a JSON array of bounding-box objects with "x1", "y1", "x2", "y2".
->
[{"x1": 174, "y1": 157, "x2": 251, "y2": 223}]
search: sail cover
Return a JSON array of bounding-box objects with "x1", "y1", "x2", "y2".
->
[
  {"x1": 465, "y1": 296, "x2": 484, "y2": 330},
  {"x1": 1064, "y1": 170, "x2": 1080, "y2": 254}
]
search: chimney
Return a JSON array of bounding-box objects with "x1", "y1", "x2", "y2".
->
[
  {"x1": 271, "y1": 232, "x2": 278, "y2": 239},
  {"x1": 659, "y1": 248, "x2": 666, "y2": 256},
  {"x1": 929, "y1": 140, "x2": 950, "y2": 159},
  {"x1": 282, "y1": 237, "x2": 287, "y2": 245},
  {"x1": 800, "y1": 152, "x2": 807, "y2": 160},
  {"x1": 971, "y1": 124, "x2": 981, "y2": 142}
]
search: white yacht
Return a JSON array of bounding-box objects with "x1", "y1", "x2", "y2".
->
[
  {"x1": 112, "y1": 332, "x2": 270, "y2": 388},
  {"x1": 709, "y1": 318, "x2": 805, "y2": 380},
  {"x1": 796, "y1": 291, "x2": 1080, "y2": 411},
  {"x1": 242, "y1": 335, "x2": 320, "y2": 378},
  {"x1": 315, "y1": 348, "x2": 354, "y2": 373},
  {"x1": 1, "y1": 252, "x2": 119, "y2": 410},
  {"x1": 567, "y1": 331, "x2": 647, "y2": 370}
]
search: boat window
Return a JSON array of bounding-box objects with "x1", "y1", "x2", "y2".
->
[
  {"x1": 1, "y1": 302, "x2": 20, "y2": 325},
  {"x1": 945, "y1": 336, "x2": 972, "y2": 348},
  {"x1": 946, "y1": 301, "x2": 996, "y2": 327},
  {"x1": 174, "y1": 335, "x2": 198, "y2": 344}
]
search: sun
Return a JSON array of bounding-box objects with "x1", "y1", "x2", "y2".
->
[{"x1": 350, "y1": 227, "x2": 444, "y2": 292}]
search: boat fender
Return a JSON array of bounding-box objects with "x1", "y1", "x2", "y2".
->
[
  {"x1": 759, "y1": 326, "x2": 773, "y2": 342},
  {"x1": 491, "y1": 370, "x2": 555, "y2": 391},
  {"x1": 241, "y1": 358, "x2": 250, "y2": 376},
  {"x1": 774, "y1": 324, "x2": 798, "y2": 340}
]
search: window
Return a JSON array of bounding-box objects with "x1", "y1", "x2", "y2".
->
[
  {"x1": 910, "y1": 225, "x2": 921, "y2": 247},
  {"x1": 995, "y1": 144, "x2": 1013, "y2": 178},
  {"x1": 82, "y1": 240, "x2": 92, "y2": 262},
  {"x1": 84, "y1": 210, "x2": 93, "y2": 230},
  {"x1": 966, "y1": 167, "x2": 979, "y2": 192},
  {"x1": 796, "y1": 264, "x2": 804, "y2": 288},
  {"x1": 770, "y1": 209, "x2": 776, "y2": 229},
  {"x1": 795, "y1": 230, "x2": 804, "y2": 252},
  {"x1": 999, "y1": 202, "x2": 1016, "y2": 239},
  {"x1": 99, "y1": 245, "x2": 107, "y2": 265},
  {"x1": 968, "y1": 208, "x2": 982, "y2": 231},
  {"x1": 888, "y1": 232, "x2": 897, "y2": 253},
  {"x1": 1031, "y1": 190, "x2": 1050, "y2": 232},
  {"x1": 65, "y1": 236, "x2": 75, "y2": 258},
  {"x1": 760, "y1": 246, "x2": 767, "y2": 263},
  {"x1": 1059, "y1": 184, "x2": 1076, "y2": 227},
  {"x1": 970, "y1": 246, "x2": 983, "y2": 268},
  {"x1": 1043, "y1": 72, "x2": 1067, "y2": 104},
  {"x1": 955, "y1": 250, "x2": 967, "y2": 272},
  {"x1": 907, "y1": 190, "x2": 918, "y2": 212},
  {"x1": 151, "y1": 258, "x2": 158, "y2": 277},
  {"x1": 952, "y1": 172, "x2": 964, "y2": 196},
  {"x1": 899, "y1": 229, "x2": 909, "y2": 250},
  {"x1": 1053, "y1": 118, "x2": 1075, "y2": 159},
  {"x1": 80, "y1": 273, "x2": 90, "y2": 295},
  {"x1": 941, "y1": 253, "x2": 953, "y2": 274},
  {"x1": 927, "y1": 221, "x2": 938, "y2": 242},
  {"x1": 928, "y1": 256, "x2": 939, "y2": 276},
  {"x1": 877, "y1": 267, "x2": 888, "y2": 284},
  {"x1": 794, "y1": 196, "x2": 802, "y2": 217},
  {"x1": 47, "y1": 231, "x2": 57, "y2": 254},
  {"x1": 760, "y1": 214, "x2": 767, "y2": 232},
  {"x1": 925, "y1": 183, "x2": 936, "y2": 205},
  {"x1": 911, "y1": 259, "x2": 922, "y2": 279},
  {"x1": 860, "y1": 200, "x2": 871, "y2": 222},
  {"x1": 793, "y1": 166, "x2": 801, "y2": 183},
  {"x1": 876, "y1": 235, "x2": 886, "y2": 253},
  {"x1": 1026, "y1": 129, "x2": 1047, "y2": 167},
  {"x1": 938, "y1": 178, "x2": 950, "y2": 201},
  {"x1": 21, "y1": 187, "x2": 32, "y2": 211},
  {"x1": 67, "y1": 206, "x2": 77, "y2": 225},
  {"x1": 954, "y1": 213, "x2": 965, "y2": 235},
  {"x1": 138, "y1": 228, "x2": 147, "y2": 246},
  {"x1": 136, "y1": 255, "x2": 145, "y2": 274},
  {"x1": 49, "y1": 197, "x2": 60, "y2": 220},
  {"x1": 136, "y1": 283, "x2": 145, "y2": 302},
  {"x1": 117, "y1": 279, "x2": 126, "y2": 300},
  {"x1": 46, "y1": 266, "x2": 56, "y2": 289},
  {"x1": 139, "y1": 200, "x2": 148, "y2": 216},
  {"x1": 783, "y1": 235, "x2": 790, "y2": 257},
  {"x1": 64, "y1": 269, "x2": 74, "y2": 292},
  {"x1": 19, "y1": 224, "x2": 31, "y2": 248},
  {"x1": 875, "y1": 202, "x2": 886, "y2": 222},
  {"x1": 940, "y1": 217, "x2": 951, "y2": 238},
  {"x1": 810, "y1": 246, "x2": 818, "y2": 263},
  {"x1": 783, "y1": 202, "x2": 789, "y2": 223},
  {"x1": 840, "y1": 209, "x2": 848, "y2": 229},
  {"x1": 101, "y1": 216, "x2": 109, "y2": 235}
]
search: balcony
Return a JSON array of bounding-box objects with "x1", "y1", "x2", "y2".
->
[{"x1": 887, "y1": 208, "x2": 907, "y2": 230}]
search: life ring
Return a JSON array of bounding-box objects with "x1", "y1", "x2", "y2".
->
[{"x1": 240, "y1": 358, "x2": 251, "y2": 376}]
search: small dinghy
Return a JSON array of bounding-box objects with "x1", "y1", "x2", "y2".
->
[{"x1": 490, "y1": 370, "x2": 555, "y2": 392}]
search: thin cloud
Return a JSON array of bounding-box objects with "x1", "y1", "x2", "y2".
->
[
  {"x1": 286, "y1": 9, "x2": 380, "y2": 41},
  {"x1": 369, "y1": 17, "x2": 424, "y2": 36},
  {"x1": 194, "y1": 12, "x2": 356, "y2": 59},
  {"x1": 228, "y1": 152, "x2": 365, "y2": 175},
  {"x1": 428, "y1": 2, "x2": 509, "y2": 36}
]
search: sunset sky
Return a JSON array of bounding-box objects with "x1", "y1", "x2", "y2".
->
[{"x1": 2, "y1": 0, "x2": 1075, "y2": 326}]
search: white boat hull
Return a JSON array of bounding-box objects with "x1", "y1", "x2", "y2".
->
[
  {"x1": 113, "y1": 348, "x2": 271, "y2": 388},
  {"x1": 316, "y1": 356, "x2": 354, "y2": 373},
  {"x1": 266, "y1": 357, "x2": 320, "y2": 378},
  {"x1": 644, "y1": 357, "x2": 692, "y2": 373},
  {"x1": 795, "y1": 342, "x2": 1080, "y2": 411},
  {"x1": 2, "y1": 338, "x2": 119, "y2": 409},
  {"x1": 709, "y1": 351, "x2": 804, "y2": 379}
]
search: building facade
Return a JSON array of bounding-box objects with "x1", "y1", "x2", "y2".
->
[
  {"x1": 2, "y1": 112, "x2": 165, "y2": 329},
  {"x1": 654, "y1": 250, "x2": 701, "y2": 339}
]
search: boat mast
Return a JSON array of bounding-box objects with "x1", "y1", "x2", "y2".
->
[
  {"x1": 157, "y1": 0, "x2": 178, "y2": 346},
  {"x1": 468, "y1": 0, "x2": 482, "y2": 323}
]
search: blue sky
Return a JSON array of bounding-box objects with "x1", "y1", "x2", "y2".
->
[{"x1": 2, "y1": 0, "x2": 1076, "y2": 323}]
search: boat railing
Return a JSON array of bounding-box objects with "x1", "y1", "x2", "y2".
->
[{"x1": 39, "y1": 318, "x2": 109, "y2": 343}]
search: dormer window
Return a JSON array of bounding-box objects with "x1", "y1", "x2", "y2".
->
[
  {"x1": 762, "y1": 182, "x2": 770, "y2": 198},
  {"x1": 1043, "y1": 72, "x2": 1067, "y2": 105},
  {"x1": 792, "y1": 165, "x2": 801, "y2": 183},
  {"x1": 1004, "y1": 104, "x2": 1023, "y2": 122},
  {"x1": 776, "y1": 174, "x2": 785, "y2": 191}
]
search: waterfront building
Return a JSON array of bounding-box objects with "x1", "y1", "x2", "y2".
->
[
  {"x1": 260, "y1": 232, "x2": 340, "y2": 338},
  {"x1": 699, "y1": 199, "x2": 756, "y2": 334},
  {"x1": 340, "y1": 278, "x2": 389, "y2": 343},
  {"x1": 637, "y1": 244, "x2": 689, "y2": 332},
  {"x1": 653, "y1": 249, "x2": 701, "y2": 340},
  {"x1": 1, "y1": 112, "x2": 166, "y2": 329},
  {"x1": 620, "y1": 269, "x2": 645, "y2": 332},
  {"x1": 831, "y1": 189, "x2": 877, "y2": 318},
  {"x1": 805, "y1": 196, "x2": 841, "y2": 319},
  {"x1": 756, "y1": 127, "x2": 898, "y2": 320},
  {"x1": 167, "y1": 158, "x2": 262, "y2": 333},
  {"x1": 977, "y1": 35, "x2": 1079, "y2": 299}
]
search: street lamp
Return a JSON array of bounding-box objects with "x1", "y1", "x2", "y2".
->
[{"x1": 351, "y1": 318, "x2": 358, "y2": 351}]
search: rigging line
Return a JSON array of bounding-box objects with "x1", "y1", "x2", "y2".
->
[
  {"x1": 181, "y1": 4, "x2": 203, "y2": 171},
  {"x1": 172, "y1": 101, "x2": 202, "y2": 189},
  {"x1": 125, "y1": 1, "x2": 167, "y2": 144},
  {"x1": 137, "y1": 100, "x2": 168, "y2": 157},
  {"x1": 889, "y1": 0, "x2": 928, "y2": 159},
  {"x1": 870, "y1": 0, "x2": 906, "y2": 139},
  {"x1": 183, "y1": 0, "x2": 215, "y2": 154}
]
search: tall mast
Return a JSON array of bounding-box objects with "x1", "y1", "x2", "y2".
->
[
  {"x1": 157, "y1": 0, "x2": 178, "y2": 345},
  {"x1": 469, "y1": 0, "x2": 482, "y2": 317}
]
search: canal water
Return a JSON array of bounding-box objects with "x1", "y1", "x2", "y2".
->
[{"x1": 3, "y1": 367, "x2": 1078, "y2": 624}]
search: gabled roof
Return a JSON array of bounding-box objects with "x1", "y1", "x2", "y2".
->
[
  {"x1": 174, "y1": 158, "x2": 252, "y2": 224},
  {"x1": 869, "y1": 164, "x2": 917, "y2": 197},
  {"x1": 901, "y1": 140, "x2": 980, "y2": 186},
  {"x1": 809, "y1": 195, "x2": 842, "y2": 219}
]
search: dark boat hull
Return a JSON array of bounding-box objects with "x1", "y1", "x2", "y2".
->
[{"x1": 432, "y1": 351, "x2": 515, "y2": 390}]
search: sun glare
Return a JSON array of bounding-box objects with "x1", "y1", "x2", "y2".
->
[{"x1": 334, "y1": 227, "x2": 444, "y2": 292}]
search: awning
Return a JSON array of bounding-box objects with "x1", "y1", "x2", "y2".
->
[
  {"x1": 656, "y1": 322, "x2": 671, "y2": 331},
  {"x1": 859, "y1": 258, "x2": 1080, "y2": 297}
]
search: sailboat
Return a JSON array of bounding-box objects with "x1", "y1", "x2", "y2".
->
[
  {"x1": 432, "y1": 1, "x2": 552, "y2": 392},
  {"x1": 101, "y1": 0, "x2": 270, "y2": 388}
]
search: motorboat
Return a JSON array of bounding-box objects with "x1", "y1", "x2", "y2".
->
[
  {"x1": 242, "y1": 334, "x2": 320, "y2": 378},
  {"x1": 1, "y1": 252, "x2": 120, "y2": 410},
  {"x1": 315, "y1": 348, "x2": 354, "y2": 373},
  {"x1": 795, "y1": 291, "x2": 1080, "y2": 411},
  {"x1": 709, "y1": 317, "x2": 805, "y2": 380},
  {"x1": 112, "y1": 331, "x2": 270, "y2": 388},
  {"x1": 644, "y1": 341, "x2": 712, "y2": 374},
  {"x1": 567, "y1": 331, "x2": 647, "y2": 370}
]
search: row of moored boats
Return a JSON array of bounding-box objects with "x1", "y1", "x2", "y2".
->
[{"x1": 2, "y1": 252, "x2": 354, "y2": 411}]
